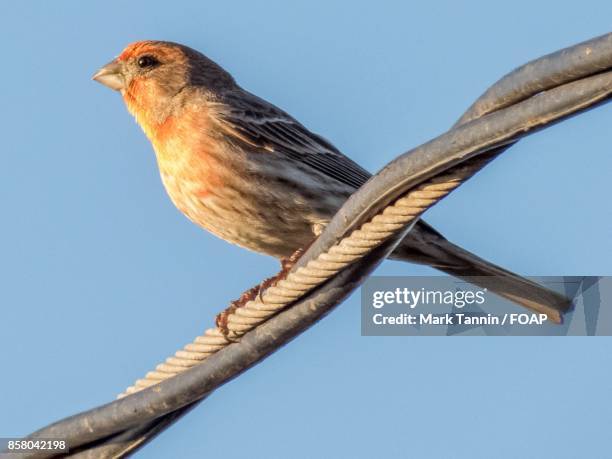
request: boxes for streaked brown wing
[215,90,372,190]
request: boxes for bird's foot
[216,283,264,340]
[280,246,307,273]
[215,246,309,338]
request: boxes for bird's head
[93,40,234,125]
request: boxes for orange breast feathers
[124,87,223,200]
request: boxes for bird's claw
[215,246,309,337]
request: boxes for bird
[93,40,570,327]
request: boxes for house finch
[93,40,570,323]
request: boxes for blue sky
[1,1,611,457]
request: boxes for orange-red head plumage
[93,40,235,138]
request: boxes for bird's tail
[391,225,572,323]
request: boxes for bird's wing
[214,90,372,190]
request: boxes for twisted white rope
[119,157,486,397]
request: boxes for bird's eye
[137,55,159,69]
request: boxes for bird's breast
[154,133,221,216]
[143,108,336,258]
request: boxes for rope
[119,155,488,397]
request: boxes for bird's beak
[92,60,125,91]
